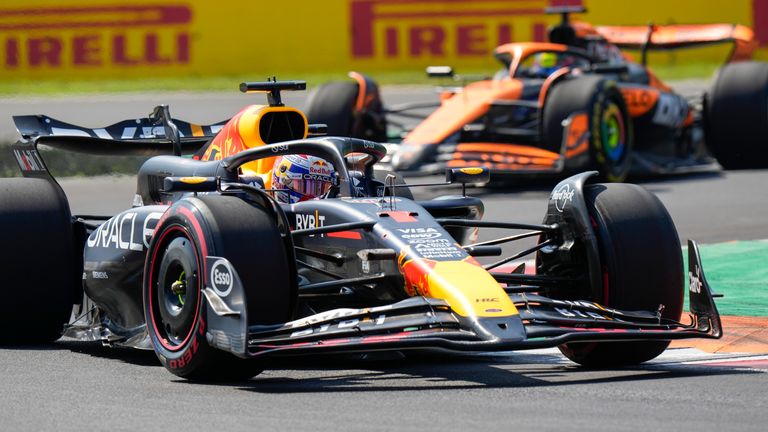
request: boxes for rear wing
[14,112,224,142]
[595,23,757,62]
[10,106,227,186]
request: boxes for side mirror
[446,167,490,196]
[426,66,454,78]
[446,167,490,185]
[307,123,328,136]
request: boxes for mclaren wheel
[0,178,77,344]
[543,76,633,182]
[558,183,684,366]
[144,195,296,381]
[706,61,768,169]
[305,78,387,141]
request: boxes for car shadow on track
[55,339,161,367]
[183,351,758,393]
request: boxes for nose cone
[400,257,518,318]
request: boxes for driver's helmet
[532,52,571,77]
[271,154,336,203]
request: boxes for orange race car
[306,7,768,181]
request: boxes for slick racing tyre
[543,76,633,182]
[144,195,296,381]
[706,61,768,169]
[558,183,684,366]
[305,79,387,141]
[0,178,77,343]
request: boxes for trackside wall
[0,0,765,81]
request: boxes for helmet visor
[287,177,332,199]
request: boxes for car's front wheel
[557,183,684,366]
[144,195,296,380]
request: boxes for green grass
[647,61,722,81]
[0,61,723,96]
[0,70,435,96]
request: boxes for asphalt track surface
[2,82,768,431]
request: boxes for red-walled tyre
[143,195,296,381]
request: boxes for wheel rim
[149,227,201,351]
[601,102,626,163]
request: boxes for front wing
[202,240,721,359]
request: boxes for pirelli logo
[0,4,192,70]
[350,0,581,59]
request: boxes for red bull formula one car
[1,80,721,380]
[306,7,768,181]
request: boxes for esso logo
[210,259,233,297]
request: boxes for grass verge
[0,61,722,96]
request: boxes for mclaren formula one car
[1,81,721,380]
[306,7,768,181]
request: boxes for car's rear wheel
[0,178,77,343]
[144,195,296,380]
[558,183,684,366]
[305,81,358,137]
[543,76,633,182]
[305,79,387,141]
[706,61,768,169]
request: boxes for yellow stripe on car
[426,261,518,317]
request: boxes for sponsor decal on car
[284,308,387,338]
[295,211,326,230]
[86,211,163,251]
[412,239,465,260]
[551,183,575,212]
[397,227,442,240]
[210,259,233,297]
[12,148,46,172]
[689,264,703,294]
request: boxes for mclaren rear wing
[595,23,757,62]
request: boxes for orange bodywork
[620,87,660,117]
[537,66,571,107]
[564,112,589,159]
[398,253,518,318]
[595,23,757,61]
[645,68,673,92]
[403,79,523,145]
[348,71,369,111]
[199,104,307,178]
[494,42,570,79]
[447,142,560,172]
